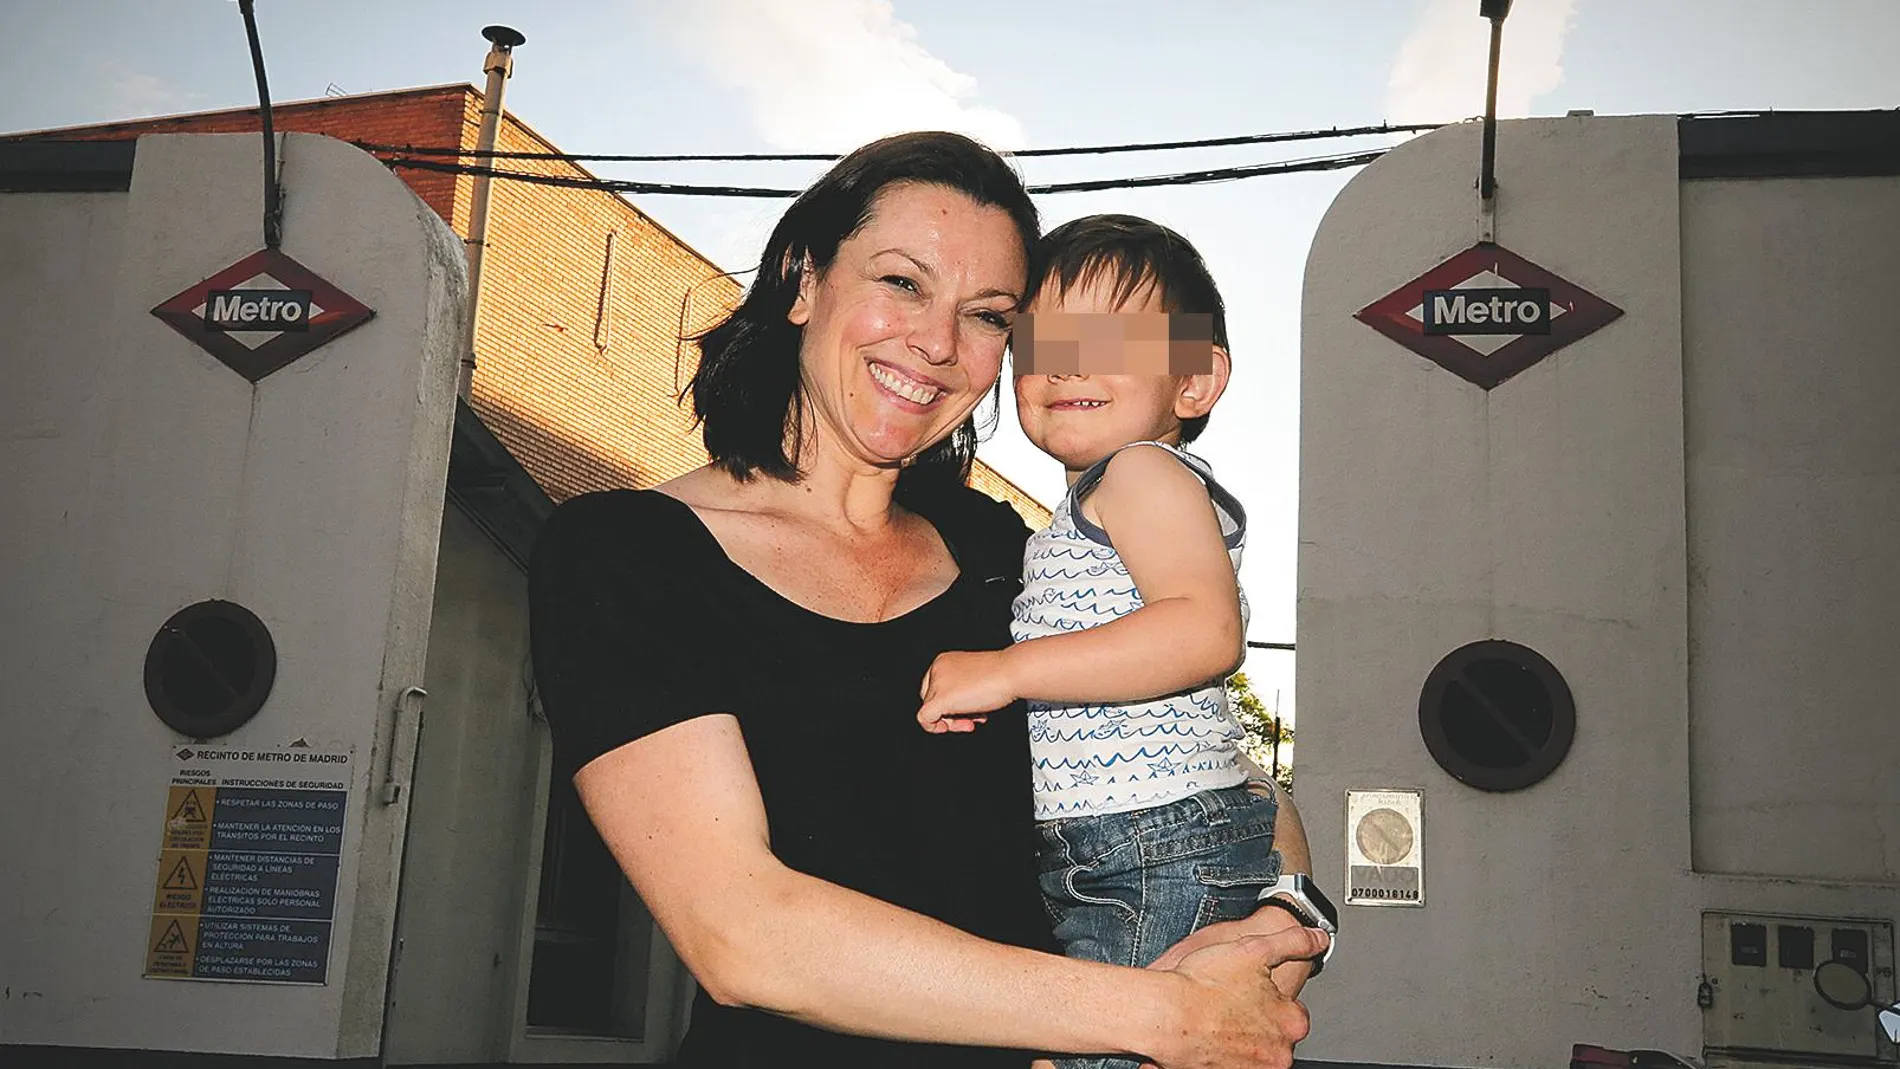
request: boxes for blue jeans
[1037,784,1282,1069]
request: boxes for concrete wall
[382,502,692,1064]
[1295,117,1897,1068]
[1681,176,1900,885]
[0,133,465,1058]
[383,504,543,1064]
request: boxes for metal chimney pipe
[457,25,526,401]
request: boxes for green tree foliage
[1227,672,1295,793]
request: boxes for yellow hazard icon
[145,914,199,978]
[153,919,189,954]
[164,854,198,890]
[170,789,209,825]
[163,785,215,851]
[152,849,206,916]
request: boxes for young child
[918,215,1313,1068]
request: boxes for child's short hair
[1027,214,1228,443]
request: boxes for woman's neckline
[642,488,969,628]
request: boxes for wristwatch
[1255,874,1338,976]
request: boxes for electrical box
[1702,911,1896,1066]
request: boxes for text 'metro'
[204,289,314,333]
[1421,288,1551,336]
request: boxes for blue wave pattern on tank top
[1012,442,1250,820]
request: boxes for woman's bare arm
[575,713,1324,1069]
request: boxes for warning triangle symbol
[170,790,209,824]
[165,856,198,890]
[153,919,190,954]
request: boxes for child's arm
[920,445,1243,730]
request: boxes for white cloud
[95,57,202,119]
[1386,0,1579,124]
[640,0,1024,151]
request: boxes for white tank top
[1011,442,1250,820]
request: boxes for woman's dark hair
[688,131,1039,496]
[1027,214,1228,443]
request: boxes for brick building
[25,83,1050,524]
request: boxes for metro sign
[152,249,373,383]
[1355,243,1622,389]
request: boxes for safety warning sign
[153,850,204,914]
[144,745,351,984]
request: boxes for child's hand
[917,650,1017,733]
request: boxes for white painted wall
[0,133,465,1058]
[1680,176,1900,886]
[1296,117,1898,1068]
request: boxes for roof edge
[1679,109,1900,180]
[0,139,136,192]
[971,458,1046,509]
[0,83,476,141]
[1,81,746,285]
[447,399,554,571]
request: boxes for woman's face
[788,181,1026,472]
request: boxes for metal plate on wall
[1346,789,1424,907]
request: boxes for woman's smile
[866,359,947,408]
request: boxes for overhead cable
[349,121,1446,164]
[1029,149,1385,192]
[382,147,1391,198]
[383,157,801,197]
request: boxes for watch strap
[1256,877,1337,976]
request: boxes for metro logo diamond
[1355,243,1622,389]
[151,249,373,383]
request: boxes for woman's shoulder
[543,485,685,524]
[532,488,711,580]
[911,480,1030,532]
[903,481,1034,578]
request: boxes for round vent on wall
[1418,639,1574,792]
[144,599,277,739]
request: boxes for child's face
[1011,274,1228,475]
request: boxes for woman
[528,131,1325,1069]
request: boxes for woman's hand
[1036,926,1322,1069]
[1148,908,1316,999]
[918,649,1017,731]
[1155,925,1327,1069]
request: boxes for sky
[12,0,1897,724]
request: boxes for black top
[528,483,1054,1069]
